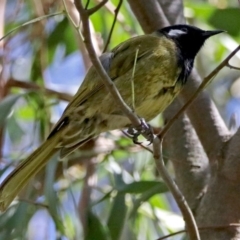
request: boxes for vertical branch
[163,99,210,211]
[63,0,102,70]
[153,137,200,240]
[103,0,123,52]
[78,157,96,237]
[73,0,142,128]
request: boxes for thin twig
[159,44,240,139]
[7,78,73,101]
[18,198,49,209]
[0,11,63,42]
[103,0,123,52]
[84,0,91,9]
[130,48,139,110]
[87,0,108,15]
[152,137,200,240]
[121,130,153,154]
[157,223,240,240]
[157,230,186,240]
[62,0,97,69]
[96,0,135,35]
[78,158,96,237]
[227,62,240,70]
[62,0,78,28]
[73,0,143,132]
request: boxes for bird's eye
[181,28,188,33]
[168,29,187,37]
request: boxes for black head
[159,24,224,60]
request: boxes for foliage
[0,0,239,239]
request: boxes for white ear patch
[168,29,186,37]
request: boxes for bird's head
[159,24,224,59]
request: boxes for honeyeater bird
[0,25,223,211]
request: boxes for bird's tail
[0,133,61,211]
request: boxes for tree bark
[128,0,240,239]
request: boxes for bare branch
[73,0,143,130]
[78,158,96,236]
[163,99,209,211]
[96,0,135,35]
[18,198,49,209]
[103,0,123,52]
[157,224,240,240]
[62,0,101,70]
[227,63,240,70]
[7,78,73,102]
[152,136,200,240]
[127,0,169,33]
[87,0,108,15]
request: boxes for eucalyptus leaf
[7,116,25,144]
[86,210,109,240]
[209,8,240,36]
[44,155,65,235]
[107,192,127,240]
[0,94,23,126]
[130,185,169,218]
[117,181,167,194]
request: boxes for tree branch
[87,0,108,15]
[78,158,96,237]
[127,0,168,33]
[163,99,209,211]
[153,137,200,240]
[7,78,73,102]
[103,0,123,52]
[73,0,143,130]
[96,0,135,35]
[160,44,240,145]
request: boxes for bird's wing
[65,34,157,109]
[48,34,159,138]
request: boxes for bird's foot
[127,118,154,145]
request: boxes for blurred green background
[0,0,239,239]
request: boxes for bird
[0,24,223,211]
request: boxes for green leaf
[15,104,35,120]
[86,210,109,240]
[107,192,127,240]
[64,214,76,239]
[0,94,23,126]
[112,149,129,160]
[7,115,25,143]
[0,202,32,239]
[209,8,240,36]
[0,12,63,42]
[113,173,127,194]
[185,3,215,19]
[116,137,133,147]
[117,181,167,194]
[48,17,78,62]
[91,190,113,207]
[130,184,169,218]
[44,155,65,234]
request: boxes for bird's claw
[127,118,154,145]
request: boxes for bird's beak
[203,30,225,39]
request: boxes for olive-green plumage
[55,35,182,153]
[0,25,223,211]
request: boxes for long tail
[0,133,61,211]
